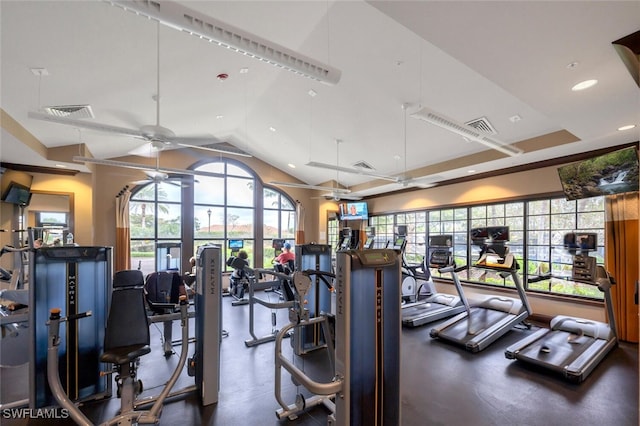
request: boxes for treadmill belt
[518,330,593,367]
[445,308,509,343]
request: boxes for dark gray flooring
[5,293,638,426]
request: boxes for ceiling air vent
[464,116,497,135]
[352,160,375,170]
[43,105,94,119]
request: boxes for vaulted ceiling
[1,1,638,196]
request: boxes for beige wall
[369,164,562,214]
[30,172,94,245]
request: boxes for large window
[130,182,182,274]
[369,214,394,249]
[129,159,295,276]
[369,195,606,300]
[395,211,427,264]
[193,161,255,268]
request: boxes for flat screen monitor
[470,228,489,239]
[340,201,368,220]
[488,226,509,242]
[272,239,285,250]
[364,237,375,249]
[340,237,351,248]
[228,239,244,250]
[1,182,32,206]
[558,146,639,200]
[393,237,405,249]
[429,235,452,247]
[564,232,597,251]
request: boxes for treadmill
[429,226,532,352]
[402,235,466,328]
[505,233,618,382]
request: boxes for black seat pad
[100,344,151,365]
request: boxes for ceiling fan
[270,140,362,201]
[126,150,191,187]
[306,106,442,190]
[28,21,251,159]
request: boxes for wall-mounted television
[339,201,368,220]
[1,182,32,206]
[557,146,639,200]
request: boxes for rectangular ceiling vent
[352,160,375,170]
[43,105,94,119]
[464,116,497,135]
[410,107,523,157]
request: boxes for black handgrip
[66,311,93,322]
[301,269,335,290]
[527,274,552,283]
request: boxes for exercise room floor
[6,291,639,426]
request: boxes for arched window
[129,159,295,276]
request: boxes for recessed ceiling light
[308,89,317,97]
[467,169,476,173]
[240,67,249,74]
[269,126,276,132]
[216,115,223,119]
[287,163,296,169]
[617,124,636,131]
[55,164,67,168]
[571,79,598,91]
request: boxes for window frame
[369,194,606,300]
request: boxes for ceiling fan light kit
[410,106,524,157]
[108,0,341,85]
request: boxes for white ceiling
[1,1,639,196]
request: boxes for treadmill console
[429,250,452,267]
[428,234,453,267]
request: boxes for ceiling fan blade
[324,193,363,201]
[131,179,151,185]
[269,181,351,193]
[306,161,400,182]
[74,156,231,179]
[176,142,252,158]
[29,111,144,138]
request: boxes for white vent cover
[465,116,497,135]
[43,105,94,119]
[352,160,375,170]
[110,0,341,85]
